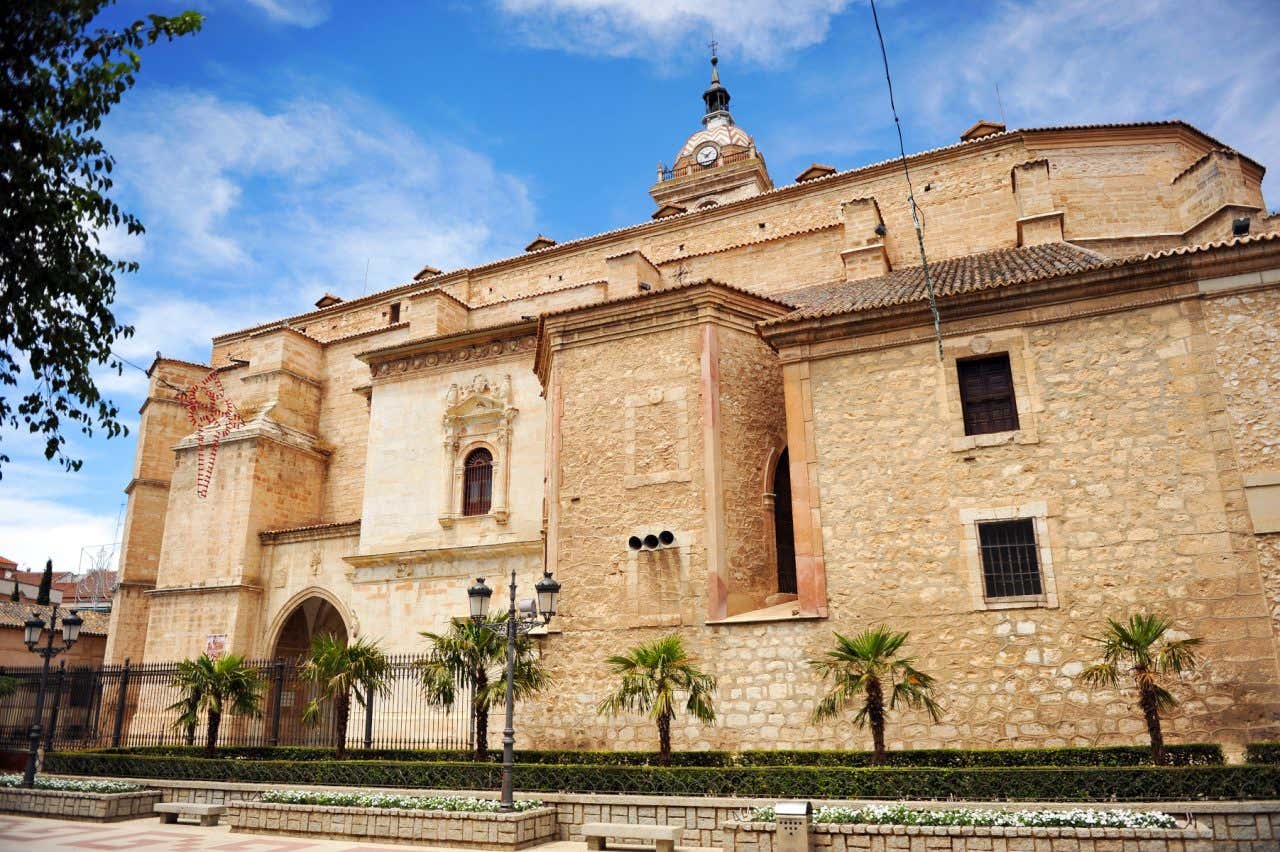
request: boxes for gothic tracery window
[462,448,493,516]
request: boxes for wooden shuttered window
[957,354,1020,436]
[462,448,493,516]
[977,518,1042,599]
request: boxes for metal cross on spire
[708,39,718,58]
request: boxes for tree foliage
[0,1,202,477]
[166,654,263,757]
[35,559,53,605]
[417,616,549,761]
[810,627,942,765]
[597,634,717,766]
[299,633,393,759]
[1080,613,1201,765]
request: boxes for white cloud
[0,494,119,577]
[245,0,332,27]
[919,0,1280,198]
[104,87,536,305]
[494,0,856,64]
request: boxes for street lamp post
[467,569,561,812]
[22,604,83,788]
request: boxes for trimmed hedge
[45,751,1279,801]
[99,743,1223,768]
[1247,742,1280,764]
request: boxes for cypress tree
[8,578,17,602]
[36,559,53,605]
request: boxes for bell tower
[650,50,773,218]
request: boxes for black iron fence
[0,655,472,752]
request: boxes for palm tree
[299,633,393,759]
[1079,613,1201,765]
[417,616,549,760]
[810,627,941,765]
[166,654,263,757]
[597,634,716,766]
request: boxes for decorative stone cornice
[534,280,790,388]
[145,582,263,597]
[259,519,361,545]
[343,539,541,585]
[172,418,329,460]
[123,477,169,495]
[358,321,538,382]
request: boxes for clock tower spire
[649,49,773,218]
[702,44,732,124]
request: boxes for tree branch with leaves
[0,1,202,477]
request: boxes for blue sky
[4,0,1279,573]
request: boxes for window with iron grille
[462,448,493,516]
[978,518,1042,599]
[957,354,1019,435]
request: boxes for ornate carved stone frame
[438,374,517,527]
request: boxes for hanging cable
[110,350,186,394]
[868,0,944,359]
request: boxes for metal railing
[0,654,472,752]
[658,149,759,182]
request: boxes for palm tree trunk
[335,693,350,760]
[205,710,221,758]
[866,678,887,765]
[1139,684,1165,766]
[657,710,673,766]
[474,667,489,760]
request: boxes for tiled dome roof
[675,122,755,162]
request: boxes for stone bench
[583,821,683,852]
[154,801,227,826]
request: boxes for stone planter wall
[722,818,1278,852]
[228,801,559,850]
[107,777,1280,850]
[0,787,161,822]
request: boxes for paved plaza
[0,814,599,852]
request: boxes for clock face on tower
[695,144,719,166]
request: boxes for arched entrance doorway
[272,595,348,659]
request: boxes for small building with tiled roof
[0,601,109,669]
[105,53,1280,754]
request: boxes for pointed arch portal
[272,595,348,659]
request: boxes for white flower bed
[748,803,1176,829]
[259,790,543,813]
[0,774,143,794]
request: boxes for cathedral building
[106,59,1280,752]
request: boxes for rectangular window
[958,354,1019,436]
[978,518,1042,599]
[388,302,401,324]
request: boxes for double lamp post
[466,568,561,812]
[21,605,84,788]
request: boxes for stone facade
[105,67,1280,755]
[137,779,1280,851]
[227,800,558,850]
[0,787,161,821]
[722,820,1257,852]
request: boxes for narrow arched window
[773,449,797,594]
[463,448,493,516]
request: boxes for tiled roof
[776,242,1114,321]
[0,601,110,636]
[769,231,1280,326]
[212,121,1242,343]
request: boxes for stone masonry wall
[1201,287,1280,639]
[799,298,1280,749]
